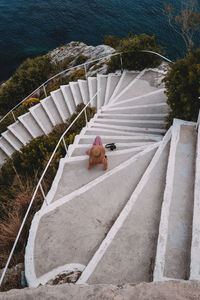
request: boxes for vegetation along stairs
[1,68,200,288]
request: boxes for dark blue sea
[0,0,200,82]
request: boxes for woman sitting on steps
[87,136,107,170]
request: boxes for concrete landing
[78,133,170,285]
[49,148,149,203]
[26,146,158,286]
[154,120,197,281]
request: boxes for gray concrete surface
[52,150,143,202]
[112,70,164,104]
[1,280,200,300]
[111,90,167,108]
[164,125,197,279]
[34,148,156,278]
[71,143,153,156]
[87,141,170,284]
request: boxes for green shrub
[0,55,54,115]
[75,54,90,66]
[103,35,120,49]
[69,69,86,81]
[107,33,164,72]
[164,49,200,126]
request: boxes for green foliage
[103,35,120,49]
[107,34,164,72]
[0,55,54,115]
[69,69,86,81]
[164,49,200,126]
[75,54,90,66]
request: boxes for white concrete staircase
[2,67,197,288]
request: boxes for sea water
[0,0,199,81]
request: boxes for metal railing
[0,49,173,286]
[0,50,172,125]
[0,89,100,286]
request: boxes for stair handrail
[0,88,101,287]
[0,50,172,125]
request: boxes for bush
[69,69,86,81]
[103,35,120,49]
[75,54,90,66]
[0,55,54,115]
[107,33,164,72]
[164,49,200,126]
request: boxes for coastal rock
[50,41,115,76]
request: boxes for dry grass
[0,174,44,269]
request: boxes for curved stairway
[7,68,198,287]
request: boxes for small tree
[164,0,200,53]
[107,34,163,72]
[164,49,200,126]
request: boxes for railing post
[196,103,200,130]
[62,137,68,155]
[39,183,48,206]
[84,109,88,127]
[11,111,16,122]
[120,54,123,74]
[43,85,47,98]
[84,63,87,80]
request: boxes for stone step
[18,112,44,138]
[93,118,166,129]
[47,147,150,204]
[102,103,169,115]
[98,113,167,121]
[108,89,167,108]
[77,130,171,285]
[110,70,164,105]
[51,89,70,122]
[109,71,138,103]
[60,85,76,115]
[1,129,23,151]
[104,74,120,106]
[190,125,200,280]
[82,127,162,137]
[69,82,83,106]
[154,120,197,281]
[40,96,63,127]
[90,122,165,135]
[69,142,154,157]
[29,103,54,135]
[78,80,90,105]
[25,144,158,287]
[77,135,161,145]
[88,77,97,107]
[8,120,32,145]
[0,136,15,157]
[97,74,108,109]
[0,148,7,166]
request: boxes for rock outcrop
[50,41,115,76]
